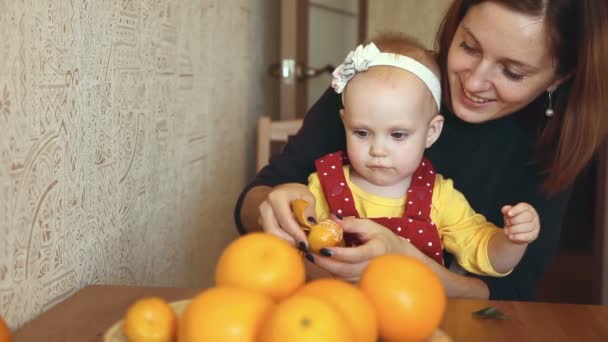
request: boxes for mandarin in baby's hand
[307,219,344,253]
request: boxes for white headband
[331,42,442,109]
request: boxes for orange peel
[291,199,313,230]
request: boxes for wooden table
[14,285,608,341]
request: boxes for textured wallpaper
[367,0,452,49]
[0,0,277,328]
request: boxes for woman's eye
[353,130,368,138]
[502,67,525,81]
[459,41,477,54]
[391,132,408,140]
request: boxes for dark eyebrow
[462,25,541,73]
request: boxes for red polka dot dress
[314,151,444,265]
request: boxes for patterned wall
[367,0,452,49]
[0,0,277,328]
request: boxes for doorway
[271,0,366,120]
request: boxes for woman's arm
[404,241,490,299]
[234,87,346,234]
[238,185,272,233]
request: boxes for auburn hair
[436,0,608,194]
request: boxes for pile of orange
[121,232,446,342]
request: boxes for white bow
[331,43,381,94]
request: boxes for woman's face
[447,2,562,123]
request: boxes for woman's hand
[312,216,419,282]
[258,183,316,246]
[312,216,490,299]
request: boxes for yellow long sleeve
[307,166,510,277]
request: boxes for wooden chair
[256,116,303,171]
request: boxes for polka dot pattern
[314,151,444,264]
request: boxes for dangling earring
[545,91,555,117]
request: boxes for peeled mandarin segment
[291,199,312,230]
[307,219,343,253]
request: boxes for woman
[234,0,608,300]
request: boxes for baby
[306,33,539,277]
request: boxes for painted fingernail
[305,252,315,263]
[298,241,308,252]
[320,248,333,257]
[335,213,343,220]
[307,216,317,224]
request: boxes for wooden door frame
[279,0,367,120]
[358,0,368,44]
[279,0,308,120]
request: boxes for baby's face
[341,68,438,187]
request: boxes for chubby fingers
[502,203,539,242]
[505,225,539,243]
[503,202,535,217]
[503,203,538,225]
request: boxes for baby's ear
[339,109,346,120]
[426,114,444,148]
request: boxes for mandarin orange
[215,232,306,300]
[258,294,353,342]
[359,254,446,342]
[296,278,377,342]
[178,286,274,342]
[0,315,10,342]
[122,297,177,342]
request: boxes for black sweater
[235,87,572,301]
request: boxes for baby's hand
[501,202,540,244]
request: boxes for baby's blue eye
[353,130,369,138]
[391,132,408,140]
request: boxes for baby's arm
[437,176,537,277]
[487,203,540,274]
